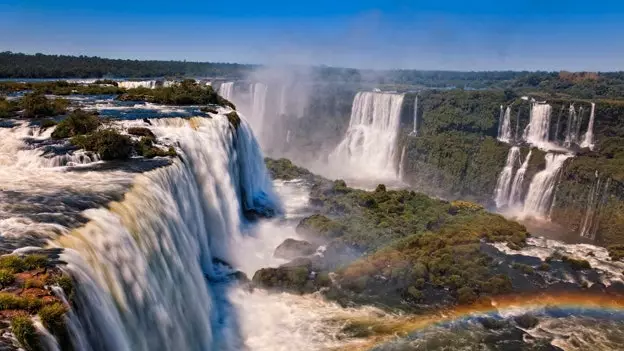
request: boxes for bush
[562,256,591,270]
[0,255,26,273]
[19,92,68,118]
[457,286,478,304]
[0,293,42,312]
[23,255,48,271]
[0,269,15,287]
[127,127,155,138]
[51,109,100,139]
[39,119,57,129]
[136,136,177,158]
[0,97,18,118]
[11,315,42,351]
[71,129,133,160]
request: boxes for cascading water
[118,80,157,89]
[564,104,577,147]
[494,147,520,208]
[508,150,532,207]
[580,173,610,240]
[398,145,407,181]
[410,96,418,136]
[328,91,405,179]
[497,106,513,143]
[522,153,572,218]
[575,106,585,145]
[581,103,596,150]
[247,83,268,144]
[57,115,281,351]
[218,82,235,101]
[523,102,552,148]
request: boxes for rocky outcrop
[274,239,317,260]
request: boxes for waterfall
[494,147,520,208]
[522,153,572,218]
[328,92,405,179]
[498,106,513,143]
[218,82,235,101]
[398,145,407,181]
[118,80,157,89]
[515,109,521,142]
[575,106,585,145]
[410,96,418,136]
[248,83,268,143]
[498,105,504,138]
[581,103,596,150]
[279,85,288,116]
[580,174,610,240]
[523,102,552,147]
[58,115,281,351]
[554,105,565,144]
[508,150,532,207]
[564,104,575,147]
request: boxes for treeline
[0,52,255,79]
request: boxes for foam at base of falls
[328,91,405,180]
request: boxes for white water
[410,96,418,136]
[328,91,405,180]
[398,145,407,181]
[218,82,235,101]
[507,150,532,208]
[118,80,157,89]
[523,103,552,148]
[498,106,513,143]
[581,103,596,150]
[55,114,281,351]
[248,83,268,143]
[522,153,572,218]
[494,147,520,208]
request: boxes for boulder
[274,239,317,260]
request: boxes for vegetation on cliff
[117,79,236,109]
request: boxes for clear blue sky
[2,0,624,71]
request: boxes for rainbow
[334,291,624,350]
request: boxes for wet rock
[274,239,317,260]
[514,314,539,329]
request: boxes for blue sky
[2,0,624,71]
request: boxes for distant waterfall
[218,82,235,101]
[580,175,610,240]
[410,96,418,136]
[508,150,532,207]
[278,86,288,116]
[522,153,571,218]
[118,80,157,89]
[554,105,565,144]
[581,103,596,150]
[498,106,513,143]
[523,102,552,147]
[494,147,520,208]
[398,145,407,181]
[60,115,280,351]
[329,92,405,179]
[247,83,268,141]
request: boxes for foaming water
[328,92,405,180]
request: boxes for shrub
[0,293,42,312]
[512,263,535,274]
[0,255,26,273]
[20,92,68,118]
[71,129,133,160]
[51,109,100,139]
[457,286,478,304]
[0,97,18,118]
[136,136,177,158]
[562,256,592,270]
[0,269,15,287]
[127,127,155,138]
[39,119,57,129]
[23,255,48,271]
[11,315,42,351]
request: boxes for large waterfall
[494,147,520,207]
[410,96,418,136]
[328,92,405,179]
[498,106,513,143]
[523,102,552,148]
[118,80,157,89]
[581,102,596,150]
[522,153,571,218]
[51,115,281,351]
